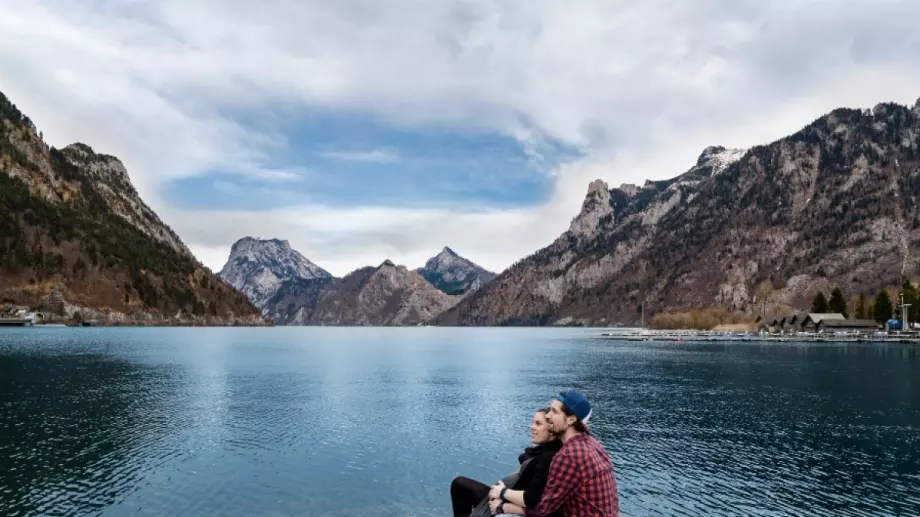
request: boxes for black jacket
[511,441,563,516]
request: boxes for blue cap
[556,390,592,422]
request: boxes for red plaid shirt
[523,433,619,517]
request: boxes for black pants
[451,476,491,517]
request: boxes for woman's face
[530,411,554,444]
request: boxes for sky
[1,0,919,276]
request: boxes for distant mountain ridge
[222,243,492,325]
[264,260,459,325]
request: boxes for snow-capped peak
[695,146,747,176]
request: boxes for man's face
[546,399,572,436]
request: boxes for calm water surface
[1,327,919,516]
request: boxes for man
[488,390,619,517]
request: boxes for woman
[450,408,562,517]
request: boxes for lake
[1,327,918,516]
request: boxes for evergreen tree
[854,293,868,319]
[811,291,829,313]
[874,291,893,324]
[828,287,848,317]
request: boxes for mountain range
[264,260,459,326]
[218,239,493,325]
[438,97,920,326]
[0,90,263,325]
[5,84,920,327]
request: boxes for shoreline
[8,325,918,344]
[4,320,274,328]
[600,329,920,344]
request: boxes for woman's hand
[489,480,505,501]
[489,497,503,515]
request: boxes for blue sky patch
[164,108,581,210]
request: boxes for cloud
[1,0,919,275]
[235,165,306,182]
[320,149,400,163]
[174,202,559,276]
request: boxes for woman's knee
[452,476,481,493]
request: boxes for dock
[0,318,34,327]
[599,329,920,344]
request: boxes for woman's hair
[557,391,588,433]
[537,406,551,415]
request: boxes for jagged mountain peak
[219,237,331,311]
[417,247,495,296]
[697,145,727,161]
[60,142,140,198]
[575,145,748,238]
[586,179,609,196]
[693,145,747,176]
[567,179,613,240]
[230,236,294,254]
[616,183,640,197]
[62,142,96,155]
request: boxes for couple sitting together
[450,390,619,517]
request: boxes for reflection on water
[1,328,919,516]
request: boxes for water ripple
[1,328,919,516]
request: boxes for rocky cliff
[0,90,264,324]
[265,260,459,325]
[219,237,332,310]
[416,247,496,296]
[438,97,920,326]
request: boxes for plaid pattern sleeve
[523,449,580,517]
[523,434,620,517]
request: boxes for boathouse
[758,314,781,333]
[782,313,805,332]
[800,313,846,332]
[815,319,879,333]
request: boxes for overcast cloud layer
[2,0,919,275]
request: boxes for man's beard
[548,421,564,437]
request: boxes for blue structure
[886,318,902,330]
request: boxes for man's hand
[489,497,502,515]
[489,480,505,501]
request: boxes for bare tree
[755,281,774,316]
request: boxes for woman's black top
[511,440,563,515]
